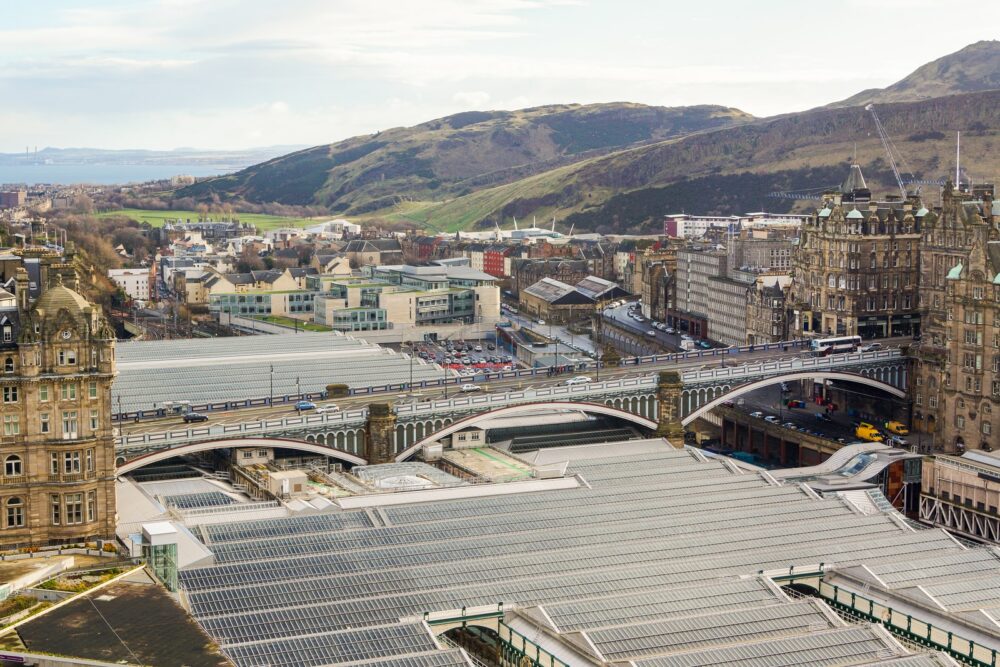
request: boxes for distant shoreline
[0,164,235,187]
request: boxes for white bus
[810,335,862,355]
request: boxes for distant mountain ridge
[172,41,1000,232]
[828,40,1000,108]
[176,103,753,209]
[0,146,309,170]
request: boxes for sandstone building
[0,250,117,548]
[790,165,924,339]
[913,182,999,453]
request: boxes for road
[601,303,685,352]
[727,384,862,443]
[503,310,597,355]
[119,343,830,437]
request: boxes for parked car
[764,415,780,424]
[459,384,482,392]
[564,376,592,385]
[474,345,483,352]
[183,412,208,423]
[814,413,833,422]
[884,420,909,436]
[697,341,711,349]
[315,404,340,414]
[749,411,764,418]
[646,330,656,336]
[295,400,317,411]
[782,422,798,430]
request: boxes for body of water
[0,163,236,186]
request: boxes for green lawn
[97,208,318,231]
[260,315,332,332]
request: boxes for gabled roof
[523,277,580,303]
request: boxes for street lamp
[269,364,274,406]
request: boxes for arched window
[6,497,23,528]
[3,357,12,373]
[4,455,20,476]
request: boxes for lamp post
[269,364,274,406]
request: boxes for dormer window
[3,358,11,374]
[2,326,11,343]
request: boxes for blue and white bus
[810,335,861,356]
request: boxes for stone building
[912,183,999,453]
[0,252,117,549]
[509,258,590,297]
[746,275,791,345]
[789,165,924,339]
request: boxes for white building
[108,268,151,302]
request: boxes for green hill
[177,103,752,211]
[175,41,1000,233]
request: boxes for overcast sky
[2,0,998,152]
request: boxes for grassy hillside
[830,40,1000,108]
[97,208,317,230]
[176,103,753,211]
[378,89,1000,233]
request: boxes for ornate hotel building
[790,165,924,339]
[0,249,117,548]
[912,182,999,452]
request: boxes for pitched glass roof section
[172,447,995,666]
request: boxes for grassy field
[260,315,331,332]
[97,208,318,231]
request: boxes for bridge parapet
[681,349,903,386]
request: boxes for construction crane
[864,104,909,200]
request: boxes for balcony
[1,475,26,486]
[53,471,97,483]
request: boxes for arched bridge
[114,349,908,471]
[394,401,658,462]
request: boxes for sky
[2,0,998,152]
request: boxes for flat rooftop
[113,332,445,412]
[170,444,996,666]
[13,570,230,667]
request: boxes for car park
[295,400,317,411]
[183,412,208,423]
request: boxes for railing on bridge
[116,408,370,455]
[115,348,903,456]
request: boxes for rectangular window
[60,383,77,400]
[87,491,96,522]
[61,411,78,440]
[39,385,50,402]
[50,453,58,475]
[2,387,17,403]
[51,494,61,525]
[65,493,83,524]
[63,451,81,474]
[86,448,93,472]
[40,413,49,434]
[3,415,19,436]
[88,381,98,399]
[57,350,77,366]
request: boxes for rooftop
[170,445,994,667]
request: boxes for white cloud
[452,91,492,108]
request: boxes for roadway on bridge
[118,338,912,438]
